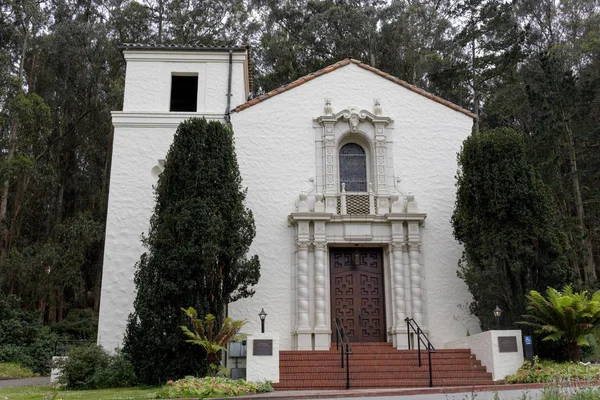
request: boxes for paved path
[211,383,595,400]
[0,377,50,388]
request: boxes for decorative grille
[337,194,377,215]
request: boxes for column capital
[296,240,311,251]
[390,241,407,251]
[312,240,327,250]
[407,241,421,252]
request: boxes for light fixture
[258,308,267,333]
[493,305,503,330]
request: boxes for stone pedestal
[246,333,280,383]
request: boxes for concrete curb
[209,382,592,400]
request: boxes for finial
[324,98,332,115]
[374,99,381,116]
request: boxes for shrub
[163,376,272,398]
[58,344,109,389]
[58,344,137,390]
[506,357,600,384]
[0,362,38,379]
[0,294,57,374]
[50,308,98,340]
[92,349,137,389]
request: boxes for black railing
[333,318,353,389]
[405,317,436,387]
[54,339,96,356]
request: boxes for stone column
[313,238,329,350]
[296,219,312,350]
[391,240,408,348]
[408,240,423,326]
[374,123,389,214]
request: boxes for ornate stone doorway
[330,248,386,342]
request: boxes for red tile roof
[234,58,477,119]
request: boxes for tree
[521,286,600,361]
[123,118,260,384]
[452,128,572,329]
[181,307,247,376]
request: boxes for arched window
[339,143,367,192]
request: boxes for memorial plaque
[498,336,518,353]
[253,339,273,356]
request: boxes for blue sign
[525,336,532,345]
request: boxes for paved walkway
[0,376,51,388]
[210,383,591,400]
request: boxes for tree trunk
[567,341,581,362]
[563,118,596,284]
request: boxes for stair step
[275,345,494,390]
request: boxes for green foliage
[162,376,272,399]
[181,307,247,375]
[124,118,260,384]
[452,128,572,329]
[520,286,600,361]
[57,345,137,390]
[0,362,38,379]
[50,308,98,340]
[506,357,600,384]
[0,294,57,374]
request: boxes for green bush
[0,362,38,379]
[58,344,108,389]
[506,357,600,384]
[58,345,137,390]
[162,376,272,398]
[0,294,57,374]
[91,350,137,389]
[50,308,98,340]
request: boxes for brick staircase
[274,342,494,390]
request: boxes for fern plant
[520,286,600,361]
[181,307,247,376]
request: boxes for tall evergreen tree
[452,128,572,329]
[123,118,260,384]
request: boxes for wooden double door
[330,248,385,342]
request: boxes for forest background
[0,0,599,333]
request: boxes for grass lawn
[0,385,165,400]
[0,363,39,380]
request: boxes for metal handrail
[405,317,436,387]
[333,318,353,389]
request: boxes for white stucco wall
[229,63,479,348]
[98,57,480,351]
[445,330,524,380]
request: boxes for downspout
[224,49,233,124]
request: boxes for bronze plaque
[498,336,518,353]
[253,339,273,356]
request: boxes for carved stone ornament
[390,241,407,251]
[374,99,382,116]
[324,98,333,116]
[296,240,311,250]
[313,240,327,250]
[407,241,421,252]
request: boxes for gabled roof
[234,58,476,119]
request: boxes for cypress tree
[452,128,572,330]
[123,118,260,384]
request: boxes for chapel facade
[97,45,481,355]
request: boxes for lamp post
[493,305,503,330]
[258,308,267,333]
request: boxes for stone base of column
[391,329,409,350]
[314,329,331,350]
[295,330,312,350]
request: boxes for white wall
[99,59,479,351]
[229,63,479,348]
[445,330,524,380]
[122,50,248,113]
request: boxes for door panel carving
[330,248,385,342]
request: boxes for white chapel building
[97,44,482,356]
